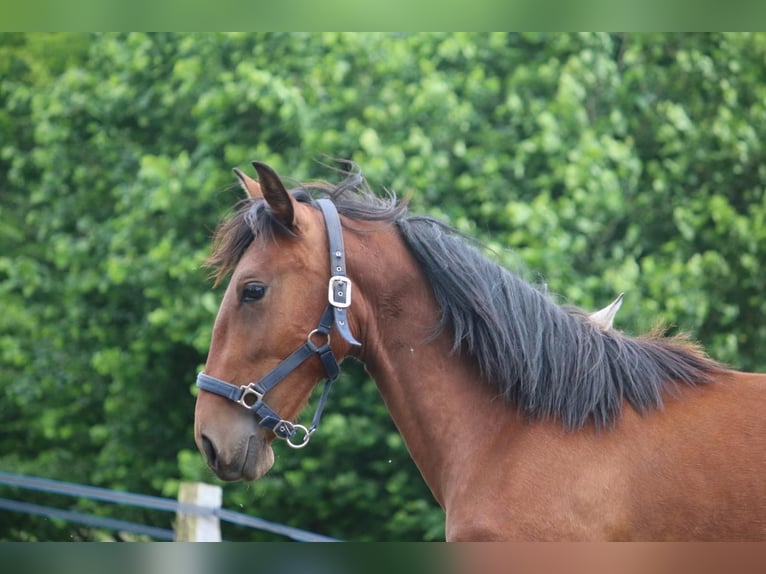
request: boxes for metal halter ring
[307,329,331,350]
[277,421,313,449]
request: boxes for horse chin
[240,440,275,482]
[207,434,275,482]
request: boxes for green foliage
[2,33,766,541]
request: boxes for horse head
[194,162,358,481]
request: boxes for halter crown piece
[196,199,360,448]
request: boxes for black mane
[208,163,728,429]
[397,216,727,428]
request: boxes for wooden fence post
[174,482,222,542]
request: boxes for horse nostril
[201,434,218,469]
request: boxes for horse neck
[346,223,514,506]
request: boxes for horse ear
[233,167,262,199]
[251,161,296,229]
[589,292,624,330]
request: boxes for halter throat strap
[196,198,359,448]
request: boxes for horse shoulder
[444,372,766,541]
[616,372,766,540]
[444,423,635,541]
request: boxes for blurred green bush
[2,33,765,540]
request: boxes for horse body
[444,379,766,541]
[194,162,766,540]
[345,220,766,540]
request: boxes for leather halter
[196,199,360,448]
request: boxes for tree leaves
[2,32,766,541]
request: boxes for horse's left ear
[251,161,296,230]
[589,292,624,330]
[233,167,262,199]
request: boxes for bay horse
[193,161,766,541]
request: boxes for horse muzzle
[194,395,276,481]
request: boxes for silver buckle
[237,385,263,408]
[328,276,352,308]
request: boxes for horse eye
[242,283,267,303]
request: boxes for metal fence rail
[0,497,175,540]
[0,471,338,542]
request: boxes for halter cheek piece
[196,199,361,449]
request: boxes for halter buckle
[328,276,352,308]
[237,385,264,409]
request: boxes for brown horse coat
[194,162,766,540]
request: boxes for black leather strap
[317,198,361,346]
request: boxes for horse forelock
[205,164,405,286]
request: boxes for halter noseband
[196,199,360,448]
